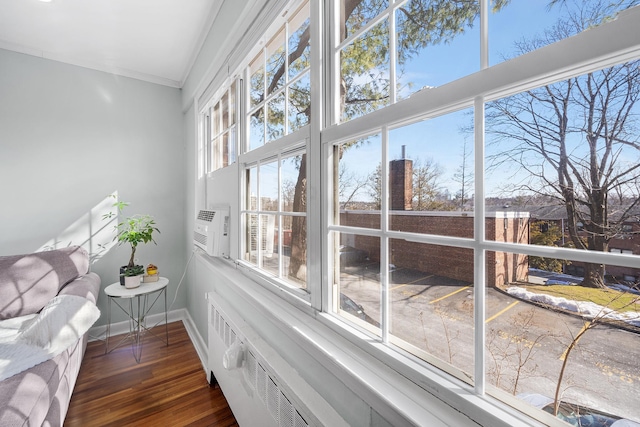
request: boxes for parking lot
[338,260,640,422]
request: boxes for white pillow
[18,295,100,350]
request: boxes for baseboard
[181,309,209,375]
[88,308,209,374]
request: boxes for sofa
[0,246,101,427]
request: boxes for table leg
[105,296,112,353]
[164,287,169,346]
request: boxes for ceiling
[0,0,221,88]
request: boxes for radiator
[208,292,334,427]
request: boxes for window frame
[321,1,640,424]
[235,0,315,304]
[200,79,239,174]
[195,0,640,424]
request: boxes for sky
[340,0,619,201]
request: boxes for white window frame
[235,0,317,305]
[196,0,640,424]
[199,79,239,174]
[321,1,640,424]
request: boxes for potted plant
[104,197,160,285]
[123,264,145,289]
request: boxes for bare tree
[339,163,370,209]
[452,138,474,211]
[412,157,446,210]
[487,2,640,288]
[486,309,546,395]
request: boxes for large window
[198,0,640,424]
[328,0,640,425]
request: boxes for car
[340,293,380,327]
[518,393,640,427]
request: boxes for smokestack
[389,148,413,211]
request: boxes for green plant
[103,196,160,268]
[123,264,145,277]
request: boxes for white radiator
[208,293,331,427]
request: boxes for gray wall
[0,48,187,326]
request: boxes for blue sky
[340,1,608,201]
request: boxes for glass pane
[282,154,305,213]
[340,19,390,123]
[485,61,640,290]
[288,2,311,80]
[266,29,286,95]
[390,240,474,382]
[247,166,257,211]
[485,251,640,423]
[267,92,286,142]
[396,0,480,100]
[205,114,212,173]
[244,213,258,264]
[228,126,236,165]
[211,101,220,137]
[283,215,307,289]
[221,91,229,130]
[340,0,388,43]
[335,134,382,229]
[288,72,311,132]
[221,133,229,168]
[249,107,265,150]
[388,109,475,236]
[211,136,222,170]
[229,80,236,125]
[334,232,381,329]
[260,214,279,275]
[489,1,636,67]
[260,160,278,211]
[250,53,264,108]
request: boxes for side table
[104,277,169,363]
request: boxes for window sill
[198,253,544,426]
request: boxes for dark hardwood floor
[66,321,238,427]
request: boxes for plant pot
[124,274,142,289]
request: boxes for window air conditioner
[194,209,230,257]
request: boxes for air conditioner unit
[194,209,230,257]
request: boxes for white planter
[124,275,142,289]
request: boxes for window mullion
[381,126,390,344]
[389,8,397,104]
[309,0,324,311]
[473,96,486,395]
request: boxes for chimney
[389,146,413,210]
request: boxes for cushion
[18,294,100,350]
[0,246,89,319]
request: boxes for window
[197,0,640,424]
[248,2,310,150]
[239,0,311,294]
[327,0,640,425]
[201,81,238,173]
[242,149,307,290]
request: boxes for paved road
[339,262,640,422]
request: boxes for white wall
[0,48,187,326]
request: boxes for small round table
[104,277,169,363]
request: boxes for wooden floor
[66,321,238,427]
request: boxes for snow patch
[506,286,640,327]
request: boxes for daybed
[0,246,101,427]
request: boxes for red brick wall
[340,212,529,287]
